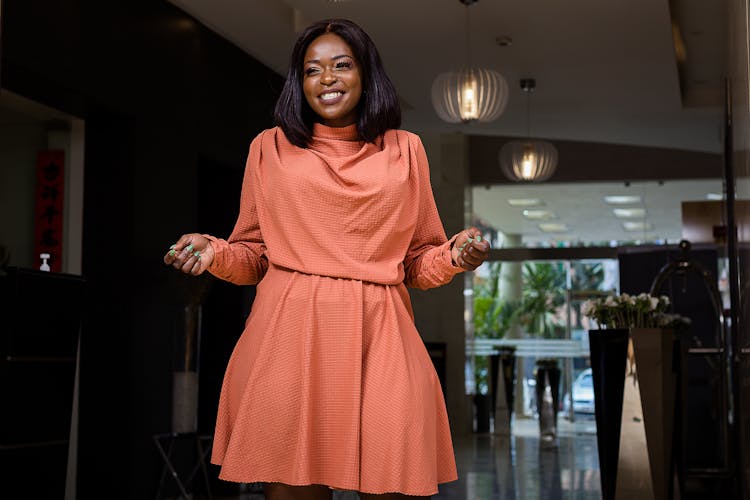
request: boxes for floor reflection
[435,417,601,500]
[216,417,601,499]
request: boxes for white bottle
[40,253,51,272]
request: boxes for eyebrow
[304,54,353,65]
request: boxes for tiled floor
[215,415,601,499]
[434,417,601,499]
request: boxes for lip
[318,90,346,105]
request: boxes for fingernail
[169,244,176,249]
[185,244,194,252]
[169,250,175,256]
[193,250,201,258]
[476,234,482,242]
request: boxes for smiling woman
[273,19,401,149]
[164,17,491,500]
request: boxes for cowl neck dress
[207,123,461,496]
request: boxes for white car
[568,368,595,414]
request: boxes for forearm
[404,236,463,290]
[205,235,268,285]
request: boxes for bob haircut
[274,18,401,148]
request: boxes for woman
[164,18,490,500]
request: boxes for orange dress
[207,123,462,496]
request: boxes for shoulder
[384,128,426,154]
[247,126,290,156]
[386,128,421,143]
[250,127,280,145]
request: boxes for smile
[319,91,344,103]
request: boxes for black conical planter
[589,329,629,500]
[535,360,561,439]
[490,348,516,434]
[474,393,490,433]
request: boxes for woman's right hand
[163,233,215,275]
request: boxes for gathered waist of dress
[265,262,404,288]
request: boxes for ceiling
[473,179,746,246]
[167,0,729,246]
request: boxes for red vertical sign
[34,151,65,272]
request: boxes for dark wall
[469,134,722,185]
[2,1,282,498]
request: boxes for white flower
[605,296,616,307]
[649,296,659,310]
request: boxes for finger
[470,241,491,257]
[460,251,483,269]
[456,231,471,252]
[180,254,196,273]
[165,235,193,265]
[172,243,194,270]
[180,248,201,273]
[461,245,486,267]
[190,255,204,275]
[164,248,176,265]
[458,253,479,271]
[173,235,194,253]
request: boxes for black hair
[273,18,401,148]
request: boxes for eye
[335,61,352,70]
[304,67,320,76]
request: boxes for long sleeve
[403,136,463,290]
[206,138,268,285]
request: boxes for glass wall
[469,256,617,423]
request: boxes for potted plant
[582,293,688,500]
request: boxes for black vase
[474,393,491,433]
[535,360,561,439]
[589,328,629,500]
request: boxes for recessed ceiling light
[523,209,557,220]
[706,193,724,200]
[508,198,544,207]
[539,223,569,233]
[623,221,652,231]
[613,208,646,218]
[604,195,642,205]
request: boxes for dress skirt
[210,265,458,495]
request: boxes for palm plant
[517,261,566,338]
[473,262,520,394]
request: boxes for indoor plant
[583,293,688,500]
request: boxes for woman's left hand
[451,227,491,271]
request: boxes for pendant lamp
[431,0,508,123]
[500,78,558,182]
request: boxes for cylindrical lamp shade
[500,140,558,182]
[432,68,509,123]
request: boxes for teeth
[320,91,342,101]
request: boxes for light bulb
[521,147,536,180]
[460,77,479,120]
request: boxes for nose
[320,67,337,85]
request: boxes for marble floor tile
[436,417,601,499]
[214,416,601,499]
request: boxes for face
[302,33,363,127]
